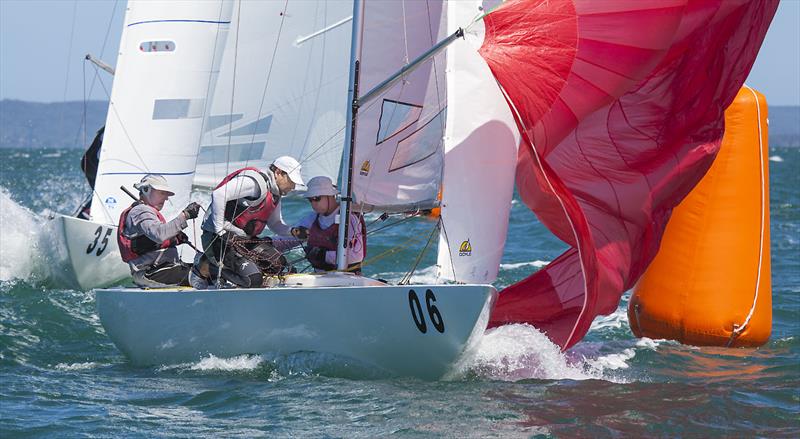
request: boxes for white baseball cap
[271,156,305,189]
[133,174,175,195]
[304,176,339,198]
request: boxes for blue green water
[1,147,798,437]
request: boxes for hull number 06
[408,289,445,334]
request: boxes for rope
[399,219,438,285]
[728,85,768,345]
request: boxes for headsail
[193,0,353,188]
[479,0,778,349]
[91,0,233,223]
[436,0,519,284]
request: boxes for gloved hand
[291,226,309,240]
[175,231,190,244]
[304,246,326,264]
[182,202,201,220]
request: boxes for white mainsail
[349,1,448,212]
[436,0,519,283]
[193,0,353,188]
[90,0,234,224]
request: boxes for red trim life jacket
[307,212,367,271]
[117,201,174,263]
[215,167,276,237]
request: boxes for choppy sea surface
[1,147,797,437]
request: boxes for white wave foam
[499,260,549,270]
[769,155,783,162]
[589,307,629,331]
[454,324,594,381]
[189,354,264,371]
[54,361,100,371]
[585,348,636,372]
[0,189,44,281]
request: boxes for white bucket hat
[271,156,305,189]
[133,174,174,195]
[304,176,338,198]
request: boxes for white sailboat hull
[96,275,496,379]
[58,214,130,290]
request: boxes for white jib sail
[436,0,519,283]
[193,0,353,188]
[91,0,233,224]
[350,1,448,212]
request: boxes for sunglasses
[307,196,323,202]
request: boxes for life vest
[117,201,175,263]
[215,167,277,237]
[307,212,366,271]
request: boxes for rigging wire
[59,0,79,146]
[398,219,439,285]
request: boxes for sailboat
[54,1,235,289]
[92,0,776,378]
[95,0,512,379]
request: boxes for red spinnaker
[480,0,778,349]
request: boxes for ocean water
[0,147,797,437]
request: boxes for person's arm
[266,199,293,236]
[209,176,259,235]
[129,205,187,242]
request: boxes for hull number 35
[408,289,445,334]
[86,226,113,256]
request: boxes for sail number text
[86,226,113,256]
[408,289,445,334]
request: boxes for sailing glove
[182,202,201,220]
[175,232,190,244]
[291,226,309,240]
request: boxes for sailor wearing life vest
[296,176,365,274]
[191,156,306,288]
[117,174,201,288]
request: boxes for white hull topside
[96,273,497,379]
[58,214,131,290]
[57,214,201,290]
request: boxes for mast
[336,0,364,270]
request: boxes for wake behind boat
[96,273,496,379]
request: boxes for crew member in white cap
[295,176,365,273]
[191,156,306,288]
[117,174,201,287]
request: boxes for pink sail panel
[480,0,778,349]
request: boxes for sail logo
[360,160,371,176]
[459,240,472,256]
[104,196,117,209]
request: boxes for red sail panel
[480,0,778,349]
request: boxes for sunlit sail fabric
[194,0,352,188]
[92,0,233,223]
[350,1,448,212]
[436,0,520,284]
[479,0,778,349]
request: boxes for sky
[0,0,798,106]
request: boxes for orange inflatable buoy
[628,86,771,347]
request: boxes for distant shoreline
[1,99,798,149]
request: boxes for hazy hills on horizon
[1,99,798,149]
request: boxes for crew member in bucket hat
[294,176,366,274]
[117,174,201,288]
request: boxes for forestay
[91,0,233,224]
